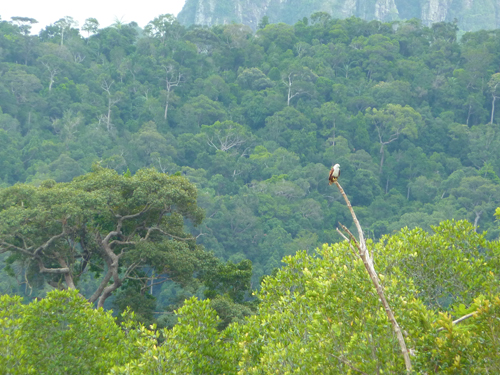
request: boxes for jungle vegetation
[1,12,500,373]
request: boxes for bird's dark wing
[328,167,334,185]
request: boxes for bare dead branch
[333,180,412,372]
[336,228,358,257]
[437,312,478,332]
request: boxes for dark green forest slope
[1,14,500,289]
[2,14,500,373]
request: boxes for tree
[51,110,83,147]
[132,121,170,164]
[0,129,24,184]
[111,297,240,374]
[0,166,205,308]
[237,244,412,373]
[54,16,78,46]
[0,289,137,374]
[488,73,500,124]
[3,69,42,105]
[258,15,269,30]
[378,220,495,310]
[203,259,252,303]
[99,76,123,133]
[202,120,250,154]
[176,95,226,133]
[467,124,500,170]
[144,14,183,46]
[281,66,316,106]
[10,17,38,65]
[37,54,61,92]
[365,104,422,173]
[237,68,273,91]
[263,106,313,147]
[82,18,100,37]
[451,176,500,229]
[160,60,182,121]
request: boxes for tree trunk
[95,253,121,308]
[164,90,170,120]
[379,145,385,173]
[491,96,496,124]
[57,257,76,289]
[107,98,112,131]
[473,211,482,231]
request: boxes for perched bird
[329,163,340,185]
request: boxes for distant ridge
[177,0,500,32]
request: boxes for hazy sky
[1,0,187,33]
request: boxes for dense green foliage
[2,220,500,373]
[0,289,139,374]
[2,13,500,372]
[1,14,500,286]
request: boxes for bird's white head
[332,163,340,177]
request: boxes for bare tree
[100,78,121,132]
[40,61,59,92]
[283,71,310,106]
[162,63,182,121]
[205,121,248,152]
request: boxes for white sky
[1,0,187,34]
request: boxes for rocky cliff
[176,0,500,32]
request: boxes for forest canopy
[1,12,500,373]
[1,14,500,280]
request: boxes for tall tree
[0,166,206,308]
[365,104,422,173]
[82,18,100,37]
[488,73,500,124]
[160,60,182,121]
[54,16,78,46]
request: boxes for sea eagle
[329,164,340,185]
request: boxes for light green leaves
[0,290,137,374]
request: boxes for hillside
[177,0,500,32]
[1,14,500,316]
[2,15,500,372]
